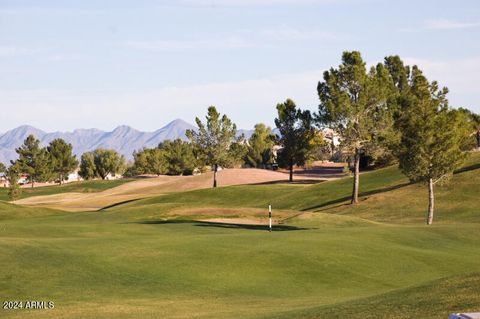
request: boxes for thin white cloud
[3,56,479,132]
[0,0,349,16]
[400,18,480,32]
[0,69,325,132]
[0,45,85,62]
[424,19,480,30]
[0,46,37,57]
[0,7,103,15]
[405,56,480,109]
[159,0,347,7]
[259,25,340,41]
[126,25,342,52]
[125,36,251,51]
[42,53,88,62]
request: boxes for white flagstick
[268,204,272,232]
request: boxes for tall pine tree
[6,164,21,200]
[186,106,238,187]
[14,135,50,187]
[317,51,392,204]
[396,66,468,225]
[160,139,196,175]
[275,99,315,182]
[47,138,78,185]
[244,123,276,169]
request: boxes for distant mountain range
[0,119,265,164]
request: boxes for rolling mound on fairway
[113,152,479,225]
[0,153,479,318]
[12,168,328,212]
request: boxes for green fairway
[1,153,479,318]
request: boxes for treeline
[162,51,480,224]
[1,135,79,199]
[1,134,128,199]
[3,136,79,188]
[1,51,479,223]
[126,139,198,176]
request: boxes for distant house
[105,172,122,180]
[322,128,340,146]
[66,168,82,183]
[274,128,340,155]
[0,173,28,187]
[272,145,282,158]
[18,174,29,185]
[0,173,6,187]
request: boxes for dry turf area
[13,168,331,212]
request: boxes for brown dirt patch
[165,207,300,224]
[197,218,278,225]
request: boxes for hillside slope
[0,153,478,319]
[10,168,328,212]
[112,152,479,225]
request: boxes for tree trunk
[31,180,34,188]
[213,164,218,188]
[351,148,360,204]
[59,174,63,186]
[289,163,293,182]
[427,178,434,225]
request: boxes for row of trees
[127,107,291,187]
[127,139,197,176]
[316,52,479,224]
[1,51,479,223]
[1,135,128,200]
[172,51,479,224]
[6,135,78,188]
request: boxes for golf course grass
[0,153,479,318]
[0,178,133,202]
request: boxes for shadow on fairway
[98,198,145,211]
[454,162,480,174]
[132,219,311,231]
[305,162,480,212]
[301,181,413,212]
[251,179,325,185]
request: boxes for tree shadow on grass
[251,179,325,186]
[132,219,311,231]
[98,198,145,211]
[454,163,480,174]
[300,181,413,212]
[302,162,480,213]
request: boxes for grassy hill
[104,153,479,225]
[0,153,479,318]
[0,178,132,202]
[269,272,480,319]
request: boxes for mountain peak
[164,118,194,128]
[0,119,203,163]
[112,125,137,132]
[9,124,45,134]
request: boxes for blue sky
[1,0,479,132]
